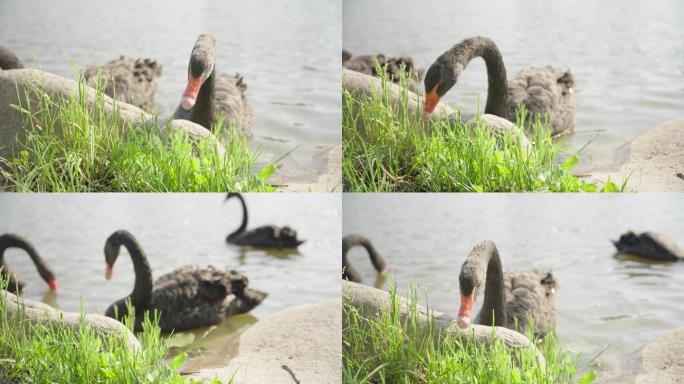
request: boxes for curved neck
[463,241,506,327]
[190,70,215,130]
[0,234,55,284]
[111,232,153,307]
[447,37,508,117]
[228,194,249,240]
[343,235,386,274]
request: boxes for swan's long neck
[114,233,153,307]
[191,70,215,130]
[228,195,249,240]
[0,234,55,284]
[447,37,508,117]
[344,235,386,273]
[461,241,506,327]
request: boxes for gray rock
[343,281,545,365]
[0,68,225,161]
[185,298,341,384]
[581,117,684,191]
[271,144,342,192]
[1,290,140,350]
[466,114,532,149]
[597,327,684,384]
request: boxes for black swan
[103,230,266,332]
[0,46,24,70]
[343,50,424,94]
[457,241,556,337]
[224,193,304,249]
[342,234,387,283]
[83,56,162,112]
[613,231,683,261]
[173,33,253,137]
[0,233,58,294]
[423,36,574,136]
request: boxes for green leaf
[577,370,597,384]
[561,155,578,171]
[168,352,187,371]
[580,183,597,192]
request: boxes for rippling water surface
[1,0,341,179]
[343,0,684,169]
[0,194,340,359]
[343,194,684,373]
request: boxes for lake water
[0,0,341,183]
[343,193,684,376]
[343,0,684,170]
[0,193,341,360]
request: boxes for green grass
[0,73,275,192]
[0,277,229,383]
[343,67,624,192]
[343,283,596,384]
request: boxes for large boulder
[185,298,341,384]
[1,290,140,350]
[597,327,684,384]
[343,281,544,364]
[0,69,224,160]
[581,117,684,192]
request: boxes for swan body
[457,241,556,337]
[84,56,162,112]
[342,234,387,283]
[0,233,58,293]
[424,36,574,136]
[343,51,424,94]
[225,193,304,249]
[104,230,265,332]
[173,34,253,137]
[613,231,683,261]
[0,46,24,70]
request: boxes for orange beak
[48,278,58,291]
[180,74,202,110]
[105,264,113,280]
[423,87,441,114]
[457,293,475,328]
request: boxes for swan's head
[457,263,482,329]
[104,231,127,280]
[180,34,216,110]
[225,192,240,202]
[423,58,461,114]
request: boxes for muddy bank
[185,298,341,383]
[597,327,684,384]
[580,117,684,192]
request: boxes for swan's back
[211,72,253,137]
[503,270,557,337]
[507,66,575,136]
[231,225,302,248]
[83,56,162,112]
[0,47,24,70]
[343,52,423,94]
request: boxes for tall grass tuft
[343,66,622,192]
[0,73,274,192]
[343,282,597,384]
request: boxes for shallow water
[0,194,341,359]
[343,0,684,170]
[343,193,684,374]
[0,0,341,182]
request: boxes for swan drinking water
[342,234,387,283]
[0,233,58,294]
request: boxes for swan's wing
[234,225,279,243]
[212,72,253,135]
[84,56,162,112]
[503,270,557,337]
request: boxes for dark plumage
[0,46,24,70]
[613,231,683,261]
[457,241,556,337]
[0,233,58,294]
[173,34,253,137]
[225,193,304,249]
[104,230,266,332]
[342,234,387,283]
[423,36,574,136]
[83,56,162,112]
[343,50,424,94]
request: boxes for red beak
[457,293,475,328]
[48,278,58,291]
[181,74,202,110]
[423,88,441,114]
[105,264,113,280]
